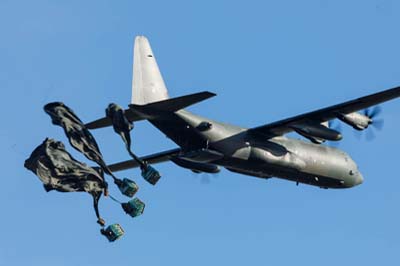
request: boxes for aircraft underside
[86,36,400,190]
[222,161,349,189]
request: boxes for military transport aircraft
[86,36,400,189]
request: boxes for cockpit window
[349,170,354,176]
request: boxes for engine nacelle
[291,123,342,143]
[171,157,221,173]
[337,112,371,130]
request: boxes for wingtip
[204,91,217,97]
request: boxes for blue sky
[1,0,400,265]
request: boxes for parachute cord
[125,144,146,169]
[100,162,119,182]
[108,194,122,204]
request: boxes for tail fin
[85,36,216,130]
[132,36,169,105]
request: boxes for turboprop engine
[291,123,342,144]
[337,112,371,130]
[170,157,221,174]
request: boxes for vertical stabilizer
[132,36,169,105]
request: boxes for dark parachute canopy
[44,102,139,197]
[24,138,106,225]
[44,102,116,178]
[24,102,159,241]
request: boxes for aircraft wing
[108,148,181,172]
[249,86,400,136]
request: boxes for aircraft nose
[354,171,364,186]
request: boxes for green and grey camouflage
[24,138,107,225]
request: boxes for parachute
[44,102,139,197]
[25,102,161,242]
[24,138,107,225]
[44,102,108,174]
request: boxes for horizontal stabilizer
[86,91,216,130]
[129,91,216,112]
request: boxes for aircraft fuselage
[162,110,364,189]
[86,36,400,189]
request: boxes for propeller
[191,171,219,185]
[364,106,384,130]
[328,120,342,133]
[356,106,384,140]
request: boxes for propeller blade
[354,129,362,140]
[369,106,382,118]
[192,171,218,185]
[372,118,384,130]
[358,106,384,140]
[366,129,376,141]
[328,120,342,133]
[364,106,382,118]
[201,173,211,184]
